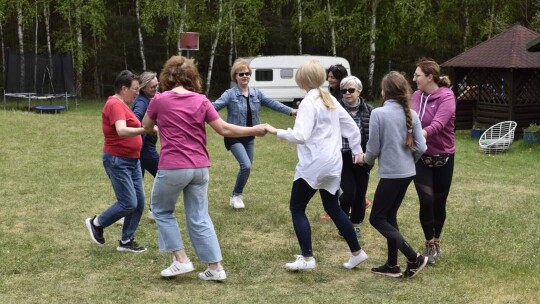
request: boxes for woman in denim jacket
[213,59,297,209]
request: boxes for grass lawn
[0,100,539,304]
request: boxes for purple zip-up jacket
[411,87,456,155]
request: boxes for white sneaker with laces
[160,260,195,277]
[343,249,368,269]
[285,255,316,270]
[198,267,227,281]
[229,195,245,209]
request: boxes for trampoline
[35,105,66,114]
[3,50,76,111]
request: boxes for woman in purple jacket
[411,58,456,264]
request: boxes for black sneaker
[371,263,403,278]
[404,254,428,278]
[85,216,105,245]
[117,239,147,253]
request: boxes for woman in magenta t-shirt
[143,56,266,281]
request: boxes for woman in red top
[85,70,156,253]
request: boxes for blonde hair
[381,71,416,151]
[230,59,251,83]
[139,71,157,91]
[295,60,335,109]
[160,56,202,92]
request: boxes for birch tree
[205,0,224,96]
[367,0,378,99]
[43,1,53,81]
[17,2,25,91]
[135,0,146,70]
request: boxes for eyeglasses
[413,73,426,78]
[237,72,251,77]
[340,88,356,94]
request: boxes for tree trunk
[488,1,495,39]
[0,23,4,76]
[76,7,83,96]
[34,1,38,94]
[229,7,234,70]
[463,3,469,50]
[297,0,302,55]
[327,0,336,56]
[135,0,146,70]
[93,33,101,99]
[17,3,25,92]
[205,0,223,96]
[44,4,53,81]
[177,1,187,55]
[368,0,379,99]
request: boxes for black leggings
[369,177,417,266]
[290,178,360,257]
[414,154,454,240]
[339,150,371,224]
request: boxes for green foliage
[524,123,540,132]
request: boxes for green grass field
[0,101,539,304]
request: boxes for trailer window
[255,69,273,81]
[280,69,293,79]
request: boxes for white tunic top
[277,89,362,194]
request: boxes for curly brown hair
[159,56,202,92]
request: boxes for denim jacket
[131,91,157,149]
[213,85,293,126]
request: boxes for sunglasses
[340,88,356,94]
[237,72,251,77]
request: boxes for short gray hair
[340,76,363,93]
[139,71,157,90]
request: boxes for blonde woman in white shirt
[265,60,368,271]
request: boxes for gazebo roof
[442,24,540,68]
[527,36,540,52]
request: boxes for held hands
[253,124,268,137]
[353,153,365,166]
[290,109,298,117]
[264,123,278,135]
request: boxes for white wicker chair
[478,121,517,154]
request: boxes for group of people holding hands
[85,54,456,281]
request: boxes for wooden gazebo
[442,24,540,133]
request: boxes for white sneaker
[147,210,155,221]
[115,217,124,225]
[160,260,195,277]
[198,267,227,281]
[229,195,245,209]
[343,250,368,269]
[285,255,316,271]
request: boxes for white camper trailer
[245,55,351,106]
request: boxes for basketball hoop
[179,32,199,58]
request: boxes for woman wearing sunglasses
[338,76,373,239]
[213,59,297,210]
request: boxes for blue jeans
[290,178,360,257]
[99,153,145,242]
[140,146,159,178]
[230,139,254,196]
[151,168,222,263]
